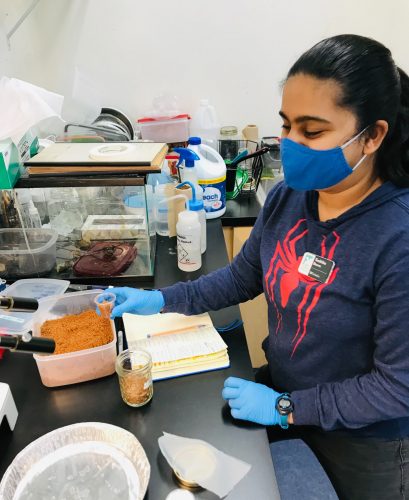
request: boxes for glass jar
[115,349,153,407]
[219,126,239,161]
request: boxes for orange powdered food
[40,309,113,355]
[96,300,113,318]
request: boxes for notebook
[123,312,230,381]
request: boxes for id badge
[298,252,335,284]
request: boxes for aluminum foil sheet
[0,422,150,500]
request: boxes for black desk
[223,196,262,227]
[0,220,280,499]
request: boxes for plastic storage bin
[137,114,190,143]
[0,279,70,336]
[32,290,117,387]
[0,228,58,278]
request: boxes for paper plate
[0,422,150,500]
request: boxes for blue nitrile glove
[222,377,282,426]
[107,287,165,318]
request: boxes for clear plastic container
[189,99,220,150]
[32,290,117,387]
[137,115,190,143]
[0,228,58,278]
[0,279,70,335]
[94,291,116,318]
[154,184,174,236]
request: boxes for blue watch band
[278,413,289,429]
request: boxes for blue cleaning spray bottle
[173,148,202,200]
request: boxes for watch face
[276,395,294,415]
[280,400,291,409]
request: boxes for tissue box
[17,129,39,162]
[0,140,22,189]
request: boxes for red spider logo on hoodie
[264,219,340,356]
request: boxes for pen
[147,323,209,339]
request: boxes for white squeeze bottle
[177,181,206,253]
[186,137,227,219]
[176,210,202,272]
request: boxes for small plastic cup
[95,292,116,318]
[115,349,153,407]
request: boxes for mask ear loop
[351,153,368,171]
[341,125,370,150]
[342,126,370,171]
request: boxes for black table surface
[0,219,280,499]
[223,196,262,227]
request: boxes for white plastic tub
[32,290,117,387]
[0,228,58,278]
[137,114,190,143]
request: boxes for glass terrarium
[0,178,156,283]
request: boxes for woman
[107,35,409,499]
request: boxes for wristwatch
[275,393,294,429]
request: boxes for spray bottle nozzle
[174,148,200,168]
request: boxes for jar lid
[220,126,238,136]
[166,488,197,499]
[173,470,201,489]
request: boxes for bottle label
[199,176,226,213]
[177,234,200,265]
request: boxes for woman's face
[280,74,371,190]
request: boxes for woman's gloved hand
[222,376,282,426]
[106,287,165,318]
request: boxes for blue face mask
[281,128,368,191]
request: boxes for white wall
[1,0,409,137]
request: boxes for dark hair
[287,34,409,187]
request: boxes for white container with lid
[186,138,227,219]
[32,290,117,387]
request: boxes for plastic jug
[186,137,227,219]
[189,99,220,149]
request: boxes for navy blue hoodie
[162,181,409,437]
